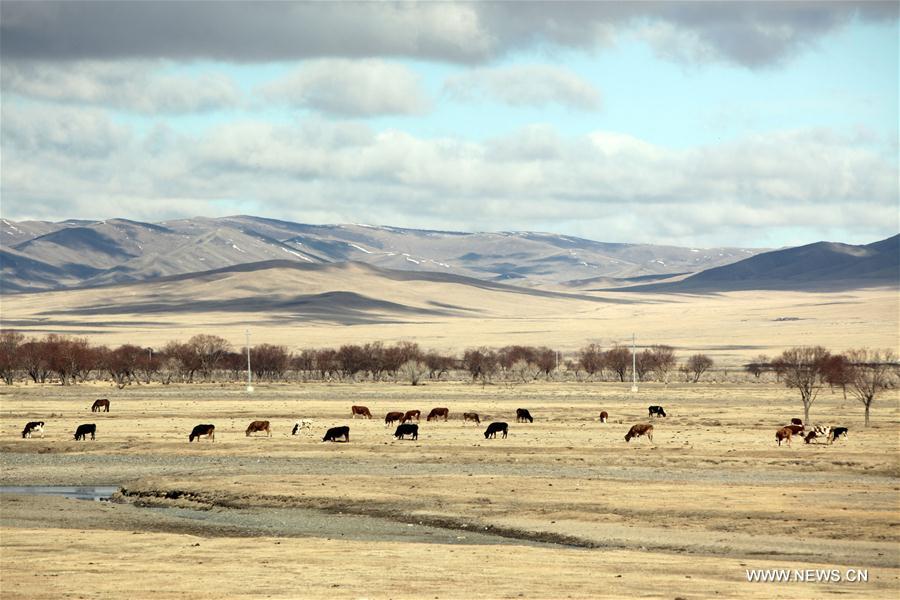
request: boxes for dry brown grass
[2,381,898,598]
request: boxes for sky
[1,1,898,248]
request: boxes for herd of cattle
[18,401,850,447]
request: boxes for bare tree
[604,345,632,382]
[534,347,558,378]
[685,354,714,383]
[509,359,539,383]
[744,354,769,379]
[771,346,830,424]
[424,351,455,380]
[649,345,676,383]
[843,348,898,426]
[462,347,498,385]
[0,330,24,385]
[248,343,290,381]
[577,344,604,380]
[188,334,231,381]
[398,360,428,386]
[822,354,851,400]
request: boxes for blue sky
[1,1,897,247]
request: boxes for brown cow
[401,410,421,423]
[245,420,271,437]
[463,412,480,424]
[599,411,608,423]
[351,405,372,419]
[91,399,110,412]
[385,411,404,426]
[784,424,805,436]
[427,407,449,421]
[775,426,793,447]
[624,423,653,443]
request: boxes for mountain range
[0,216,762,293]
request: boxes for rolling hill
[1,216,761,292]
[618,235,900,292]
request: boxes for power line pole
[245,329,254,393]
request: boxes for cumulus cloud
[2,108,896,245]
[2,1,895,68]
[444,65,601,111]
[260,60,430,117]
[1,61,240,113]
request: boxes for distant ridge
[1,216,762,293]
[617,235,900,293]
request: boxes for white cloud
[444,65,601,111]
[2,109,896,246]
[260,60,430,117]
[1,61,240,114]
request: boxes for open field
[1,381,898,598]
[2,269,897,365]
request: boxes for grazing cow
[351,405,372,419]
[292,420,313,435]
[245,420,271,437]
[516,408,534,423]
[599,411,609,423]
[427,407,449,421]
[484,422,508,439]
[401,410,421,423]
[322,426,350,443]
[804,426,833,445]
[790,418,803,426]
[384,411,404,426]
[784,424,805,436]
[74,423,96,441]
[91,399,110,412]
[189,424,215,443]
[775,426,793,447]
[625,423,654,443]
[831,427,849,442]
[648,406,667,418]
[394,423,419,440]
[21,421,44,439]
[463,412,481,424]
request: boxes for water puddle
[0,485,119,501]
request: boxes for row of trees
[1,332,894,425]
[747,347,898,426]
[0,331,716,387]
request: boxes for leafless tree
[463,347,498,385]
[821,354,851,400]
[771,346,830,424]
[398,359,428,386]
[604,345,632,382]
[0,330,24,385]
[534,347,558,378]
[248,343,290,381]
[577,344,604,380]
[649,345,676,383]
[424,351,455,380]
[744,354,769,379]
[843,348,898,426]
[18,339,51,384]
[685,354,714,383]
[188,334,231,381]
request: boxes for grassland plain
[1,381,898,599]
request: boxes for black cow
[74,423,96,441]
[831,427,849,441]
[323,426,350,443]
[648,405,667,418]
[189,424,215,442]
[484,422,508,439]
[515,408,533,423]
[394,423,418,440]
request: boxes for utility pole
[245,329,254,393]
[630,333,638,393]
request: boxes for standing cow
[427,407,449,421]
[515,408,533,423]
[245,420,272,437]
[74,424,96,441]
[394,423,419,440]
[625,424,653,443]
[91,399,110,412]
[189,424,215,442]
[351,406,372,419]
[484,422,508,439]
[323,426,350,443]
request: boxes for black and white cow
[804,426,833,444]
[22,421,44,439]
[830,427,849,442]
[292,419,313,435]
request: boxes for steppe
[1,379,898,599]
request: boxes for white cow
[292,419,313,435]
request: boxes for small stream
[0,485,119,501]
